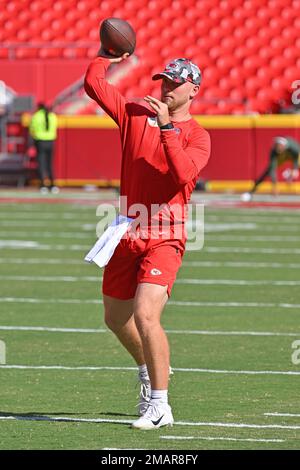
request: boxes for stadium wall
[21,114,300,192]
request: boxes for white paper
[84,215,133,268]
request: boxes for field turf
[0,190,300,450]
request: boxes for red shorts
[102,233,185,300]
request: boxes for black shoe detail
[151,415,164,426]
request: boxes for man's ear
[190,84,200,99]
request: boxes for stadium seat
[216,55,236,73]
[245,77,261,98]
[229,88,246,104]
[202,67,219,86]
[270,56,291,73]
[15,48,39,59]
[284,67,300,82]
[39,48,63,59]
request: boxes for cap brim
[152,72,185,83]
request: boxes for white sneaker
[40,186,49,195]
[132,400,174,430]
[51,186,60,194]
[138,375,151,416]
[241,192,252,202]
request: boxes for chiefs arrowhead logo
[150,268,162,276]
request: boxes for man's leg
[103,294,145,366]
[133,283,169,390]
[35,141,48,187]
[250,164,272,193]
[103,294,151,415]
[131,283,174,429]
[45,141,54,188]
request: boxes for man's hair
[37,102,49,131]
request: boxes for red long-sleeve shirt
[84,57,211,228]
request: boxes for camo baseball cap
[274,136,288,147]
[152,58,202,86]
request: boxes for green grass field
[0,191,300,450]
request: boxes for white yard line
[1,241,300,254]
[205,235,300,242]
[0,231,92,239]
[0,297,299,309]
[0,414,299,430]
[0,325,299,338]
[204,215,300,224]
[3,232,299,242]
[264,413,300,418]
[1,258,300,269]
[0,364,300,376]
[1,213,300,224]
[0,258,83,265]
[160,436,285,443]
[183,261,300,269]
[205,247,300,254]
[1,275,300,286]
[0,212,95,220]
[176,279,300,286]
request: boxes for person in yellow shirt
[29,103,59,194]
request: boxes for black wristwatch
[159,123,174,130]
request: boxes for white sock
[151,389,168,404]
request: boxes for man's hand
[144,95,170,127]
[97,46,129,63]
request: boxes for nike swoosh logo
[151,415,164,426]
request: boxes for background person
[242,136,300,201]
[29,102,59,194]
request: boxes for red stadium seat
[219,17,239,33]
[259,47,276,62]
[39,48,63,59]
[245,37,265,54]
[257,7,273,21]
[257,28,274,43]
[208,46,223,61]
[282,7,298,21]
[284,67,300,83]
[15,48,39,59]
[245,77,261,98]
[233,27,249,42]
[202,67,219,86]
[220,36,236,52]
[257,67,273,84]
[243,56,264,75]
[229,66,248,87]
[270,56,291,73]
[271,77,290,100]
[216,55,236,73]
[230,88,246,104]
[190,101,208,115]
[283,47,299,61]
[216,101,235,114]
[269,17,289,30]
[234,46,250,62]
[244,17,263,34]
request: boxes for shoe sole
[132,421,174,430]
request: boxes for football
[99,18,136,57]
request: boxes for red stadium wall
[22,114,300,191]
